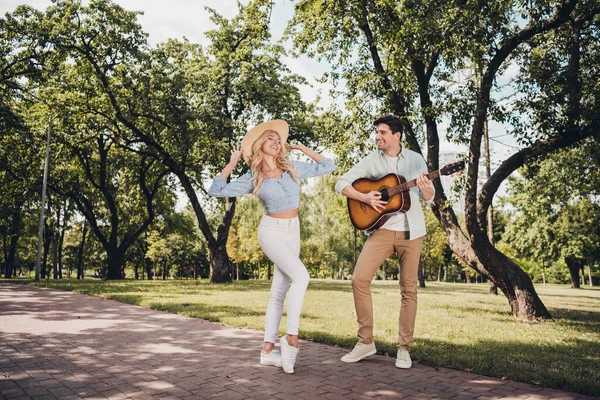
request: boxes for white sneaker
[280,335,299,374]
[395,348,412,369]
[341,342,376,363]
[260,349,282,367]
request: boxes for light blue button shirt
[209,159,335,214]
[335,148,433,239]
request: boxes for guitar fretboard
[387,170,441,197]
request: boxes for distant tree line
[1,0,599,321]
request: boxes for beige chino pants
[351,229,424,350]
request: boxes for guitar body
[347,173,411,231]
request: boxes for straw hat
[241,120,289,165]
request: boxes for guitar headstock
[440,161,465,176]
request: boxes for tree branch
[466,0,580,234]
[477,124,598,224]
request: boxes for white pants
[258,214,310,343]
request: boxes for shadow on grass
[542,293,600,301]
[549,309,600,335]
[27,278,277,296]
[151,301,323,324]
[435,303,512,318]
[403,337,600,397]
[306,280,352,292]
[301,329,358,348]
[300,328,600,396]
[148,301,265,322]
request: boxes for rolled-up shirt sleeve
[208,171,254,197]
[292,158,336,180]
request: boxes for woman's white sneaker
[280,335,299,374]
[260,349,282,367]
[341,342,377,363]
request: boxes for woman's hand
[286,143,325,162]
[218,144,243,179]
[286,143,306,152]
[229,144,243,166]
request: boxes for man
[335,114,434,369]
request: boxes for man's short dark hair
[373,114,404,135]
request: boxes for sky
[2,0,520,201]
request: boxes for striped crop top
[208,158,335,214]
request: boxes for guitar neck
[388,170,441,197]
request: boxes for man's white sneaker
[280,335,299,374]
[260,349,282,367]
[340,342,376,363]
[395,348,412,369]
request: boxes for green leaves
[501,138,600,270]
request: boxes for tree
[301,174,364,279]
[288,0,600,320]
[4,0,322,283]
[48,131,171,279]
[0,91,45,278]
[501,139,600,287]
[227,196,269,279]
[421,208,449,284]
[145,230,172,279]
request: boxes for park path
[0,283,593,400]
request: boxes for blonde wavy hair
[249,129,299,195]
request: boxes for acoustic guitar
[347,161,465,231]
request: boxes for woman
[208,120,335,374]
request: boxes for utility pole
[4,80,55,282]
[483,119,498,294]
[35,116,53,281]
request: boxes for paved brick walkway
[0,283,594,400]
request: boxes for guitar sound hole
[380,188,390,202]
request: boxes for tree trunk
[58,222,66,279]
[440,209,551,320]
[2,231,7,277]
[5,233,18,279]
[268,262,273,280]
[52,206,61,279]
[207,197,236,283]
[76,221,87,279]
[5,207,23,278]
[41,221,52,280]
[145,258,153,280]
[565,257,583,288]
[210,242,232,283]
[417,260,426,288]
[475,242,552,320]
[105,249,125,280]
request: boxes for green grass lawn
[8,278,600,396]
